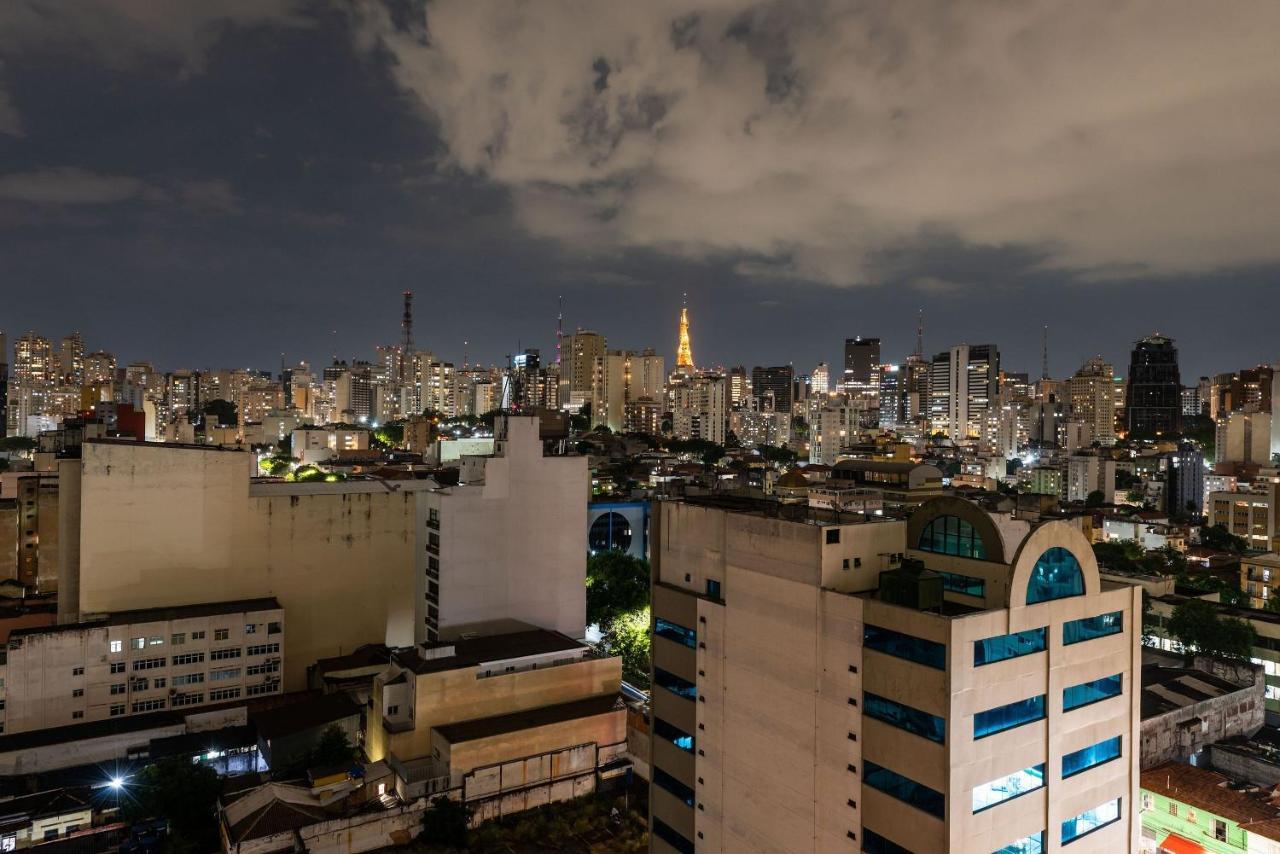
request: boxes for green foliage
[1115,469,1140,489]
[373,423,405,448]
[121,757,222,852]
[1085,490,1106,507]
[0,436,37,453]
[1266,596,1280,615]
[1180,414,1216,459]
[790,416,809,438]
[607,607,652,687]
[1167,598,1256,660]
[309,724,356,769]
[260,456,291,476]
[1201,524,1248,555]
[586,552,650,631]
[419,795,472,849]
[201,398,238,427]
[290,465,327,482]
[756,443,798,465]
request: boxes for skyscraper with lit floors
[648,496,1140,853]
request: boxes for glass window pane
[652,818,694,854]
[995,831,1045,854]
[1063,612,1123,645]
[1061,798,1121,844]
[863,760,945,819]
[864,624,947,670]
[918,515,987,559]
[940,571,986,598]
[653,718,695,752]
[972,764,1045,813]
[864,692,946,744]
[1026,547,1085,604]
[974,695,1045,739]
[654,618,696,649]
[863,828,914,854]
[975,628,1046,666]
[1062,736,1122,778]
[652,768,694,807]
[654,667,697,700]
[1063,674,1122,712]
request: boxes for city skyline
[2,2,1279,375]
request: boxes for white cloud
[364,0,1280,284]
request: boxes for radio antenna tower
[1041,325,1050,380]
[915,309,924,358]
[556,295,564,366]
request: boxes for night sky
[2,1,1278,380]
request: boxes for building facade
[1124,336,1182,439]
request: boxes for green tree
[201,398,238,427]
[1085,490,1106,507]
[1167,598,1256,660]
[419,795,472,849]
[0,436,37,453]
[310,724,356,768]
[373,423,404,448]
[1201,524,1248,554]
[1266,596,1280,615]
[607,607,651,687]
[757,443,799,465]
[121,757,222,852]
[1092,540,1144,572]
[587,552,650,631]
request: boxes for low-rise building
[1140,761,1280,853]
[1243,553,1280,609]
[827,459,946,507]
[1,598,283,735]
[1140,651,1264,769]
[1209,482,1280,552]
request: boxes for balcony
[382,715,414,734]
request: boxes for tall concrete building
[601,349,665,432]
[1165,442,1204,517]
[566,330,607,411]
[844,337,881,403]
[929,345,1001,442]
[56,416,586,690]
[751,365,793,414]
[812,363,830,397]
[648,495,1140,854]
[1215,410,1272,466]
[1124,335,1182,438]
[1068,357,1116,447]
[878,364,904,428]
[670,374,727,446]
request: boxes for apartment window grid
[246,661,279,676]
[246,643,280,657]
[210,687,241,702]
[246,682,277,696]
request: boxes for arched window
[589,512,632,554]
[1026,547,1085,604]
[917,515,987,560]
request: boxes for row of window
[974,612,1123,666]
[864,624,946,670]
[975,675,1122,738]
[106,623,279,654]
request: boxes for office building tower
[0,332,7,438]
[1068,357,1116,447]
[1165,442,1204,517]
[1209,366,1274,421]
[928,345,1000,442]
[648,496,1140,854]
[1215,410,1272,466]
[844,337,881,402]
[566,330,607,410]
[59,332,84,386]
[751,366,794,414]
[602,349,665,433]
[728,367,751,408]
[903,354,930,425]
[877,364,904,428]
[813,363,830,397]
[1124,335,1182,438]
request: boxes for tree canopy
[121,757,222,852]
[1201,524,1248,555]
[309,724,357,769]
[201,398,238,427]
[1085,490,1106,507]
[586,552,649,631]
[1167,598,1256,660]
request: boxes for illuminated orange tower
[676,294,694,370]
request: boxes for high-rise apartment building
[928,345,1000,442]
[1068,357,1116,446]
[751,365,793,414]
[601,349,665,432]
[727,367,751,408]
[1124,335,1182,438]
[1165,442,1204,517]
[1215,410,1272,466]
[812,363,830,397]
[670,374,727,445]
[59,333,84,386]
[844,337,881,403]
[1209,365,1273,421]
[566,330,607,410]
[877,364,904,428]
[648,495,1140,854]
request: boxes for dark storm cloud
[0,0,1277,380]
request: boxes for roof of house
[251,693,361,741]
[435,693,624,745]
[221,783,330,843]
[10,597,281,639]
[1142,762,1280,842]
[394,627,587,676]
[1141,663,1253,717]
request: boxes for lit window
[1062,736,1121,778]
[109,640,122,654]
[972,764,1044,813]
[1063,612,1123,645]
[1061,798,1121,844]
[1026,548,1085,604]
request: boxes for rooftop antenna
[1041,325,1050,381]
[401,290,414,382]
[463,340,469,370]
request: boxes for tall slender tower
[400,290,414,387]
[556,295,564,366]
[676,295,694,370]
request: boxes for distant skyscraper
[728,366,751,408]
[843,336,880,401]
[1166,441,1205,517]
[59,332,84,386]
[565,330,607,410]
[877,364,904,427]
[812,362,830,396]
[928,344,1000,441]
[1068,356,1116,446]
[676,302,694,371]
[751,365,793,414]
[1124,334,1182,438]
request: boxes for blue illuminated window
[864,624,946,670]
[1062,736,1122,778]
[1025,547,1085,604]
[862,828,913,854]
[939,571,986,598]
[972,763,1044,813]
[654,618,696,649]
[653,718,695,753]
[652,767,694,807]
[864,692,945,744]
[654,667,696,701]
[1061,798,1121,844]
[918,515,987,559]
[974,695,1045,739]
[974,628,1046,666]
[1063,611,1123,645]
[1063,674,1122,711]
[863,760,945,819]
[652,817,694,854]
[995,831,1045,854]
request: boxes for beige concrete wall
[443,710,624,778]
[368,656,620,763]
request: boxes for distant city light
[109,776,124,790]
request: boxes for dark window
[652,818,694,854]
[706,579,721,599]
[975,695,1046,738]
[654,618,697,649]
[917,515,986,559]
[1063,674,1122,711]
[864,692,945,743]
[1062,736,1122,778]
[654,668,697,701]
[863,624,946,670]
[939,571,985,598]
[1063,612,1123,645]
[653,718,695,752]
[589,512,633,553]
[653,768,694,807]
[863,760,945,819]
[974,628,1046,666]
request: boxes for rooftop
[10,597,281,640]
[394,627,588,676]
[251,693,362,741]
[677,493,906,527]
[435,693,624,744]
[1142,762,1280,842]
[1141,662,1251,717]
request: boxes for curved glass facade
[588,512,632,553]
[1025,547,1085,604]
[917,515,987,559]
